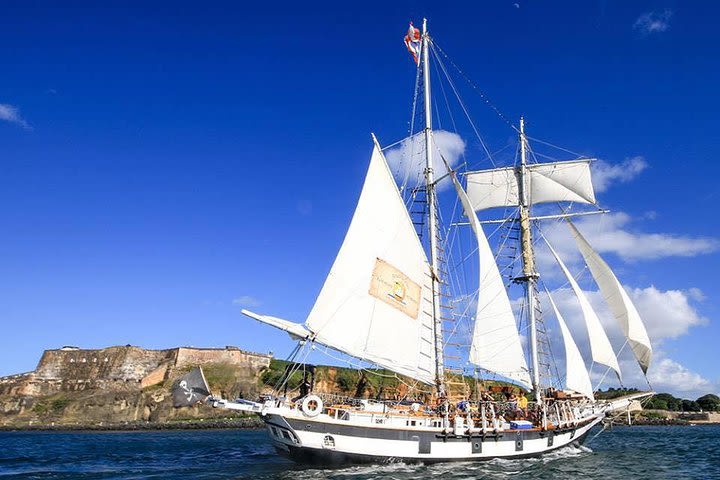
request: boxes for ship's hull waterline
[262,412,603,465]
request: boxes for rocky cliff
[0,345,271,429]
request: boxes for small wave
[541,444,593,463]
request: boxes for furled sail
[451,174,532,389]
[465,159,596,211]
[300,140,437,384]
[546,289,595,401]
[567,221,652,373]
[544,238,621,379]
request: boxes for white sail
[544,238,621,379]
[465,159,596,211]
[546,290,595,400]
[301,140,437,385]
[567,221,652,373]
[451,175,532,389]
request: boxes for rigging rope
[430,41,496,167]
[430,39,516,131]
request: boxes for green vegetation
[643,392,714,412]
[580,388,719,413]
[645,393,682,411]
[260,359,306,391]
[202,362,242,394]
[333,369,360,393]
[32,395,72,416]
[259,359,521,400]
[697,394,720,412]
[595,387,641,400]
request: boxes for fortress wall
[34,346,174,382]
[0,373,34,396]
[0,345,273,397]
[174,347,271,371]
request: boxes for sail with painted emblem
[246,141,437,385]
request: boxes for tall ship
[184,19,655,464]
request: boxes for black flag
[172,367,211,407]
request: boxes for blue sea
[0,425,718,479]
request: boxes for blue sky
[1,1,718,398]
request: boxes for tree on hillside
[646,393,683,411]
[681,399,701,412]
[697,394,720,411]
[594,387,640,400]
[646,397,668,410]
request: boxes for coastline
[0,417,265,432]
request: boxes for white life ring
[301,395,323,417]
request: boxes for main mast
[517,117,541,403]
[421,18,446,398]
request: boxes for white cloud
[634,10,673,35]
[641,210,658,220]
[594,351,715,400]
[591,156,647,193]
[537,283,714,397]
[385,130,465,191]
[628,286,708,340]
[647,357,714,397]
[0,104,31,129]
[540,212,720,264]
[232,295,261,307]
[686,287,705,302]
[541,284,707,347]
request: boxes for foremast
[516,117,542,403]
[420,19,446,399]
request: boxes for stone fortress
[0,345,272,427]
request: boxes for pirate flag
[172,367,211,407]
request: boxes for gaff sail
[245,140,437,385]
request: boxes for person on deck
[508,392,518,411]
[518,393,529,415]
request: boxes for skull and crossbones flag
[172,367,211,407]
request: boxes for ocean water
[0,425,718,479]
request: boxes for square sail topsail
[465,159,596,211]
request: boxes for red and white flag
[404,22,421,64]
